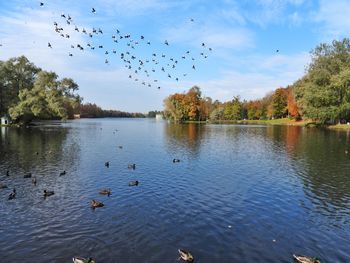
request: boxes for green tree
[0,56,40,115]
[224,96,242,120]
[272,88,288,118]
[9,71,79,123]
[210,107,224,120]
[295,38,350,123]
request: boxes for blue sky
[0,0,350,112]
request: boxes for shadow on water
[164,123,206,157]
[0,125,79,175]
[264,125,350,222]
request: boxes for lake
[1,119,350,262]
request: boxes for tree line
[164,38,350,124]
[0,56,145,123]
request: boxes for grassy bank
[328,124,350,130]
[207,118,312,126]
[183,118,350,130]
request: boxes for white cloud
[288,11,302,26]
[313,0,350,39]
[191,52,310,102]
[0,0,316,111]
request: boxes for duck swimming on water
[173,159,180,163]
[129,180,139,186]
[8,188,16,200]
[91,199,104,209]
[178,249,194,262]
[44,190,54,197]
[128,164,136,170]
[99,189,111,196]
[73,257,95,263]
[293,255,321,263]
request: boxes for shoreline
[182,118,350,130]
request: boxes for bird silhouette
[92,8,96,13]
[8,188,16,200]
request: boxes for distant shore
[183,118,350,130]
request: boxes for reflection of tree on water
[164,123,206,157]
[267,126,350,219]
[0,124,80,176]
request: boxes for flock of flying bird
[40,2,213,91]
[0,3,315,263]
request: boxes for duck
[129,180,139,186]
[32,177,37,186]
[6,170,9,176]
[8,188,16,200]
[173,159,180,163]
[91,199,104,209]
[59,171,66,176]
[43,190,55,197]
[99,189,111,196]
[73,257,95,263]
[178,249,194,262]
[293,255,321,263]
[118,146,123,149]
[105,162,110,168]
[24,173,32,178]
[128,164,136,170]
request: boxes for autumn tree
[271,88,288,118]
[286,87,300,120]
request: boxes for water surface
[1,119,350,262]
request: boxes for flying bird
[92,8,96,13]
[40,2,44,6]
